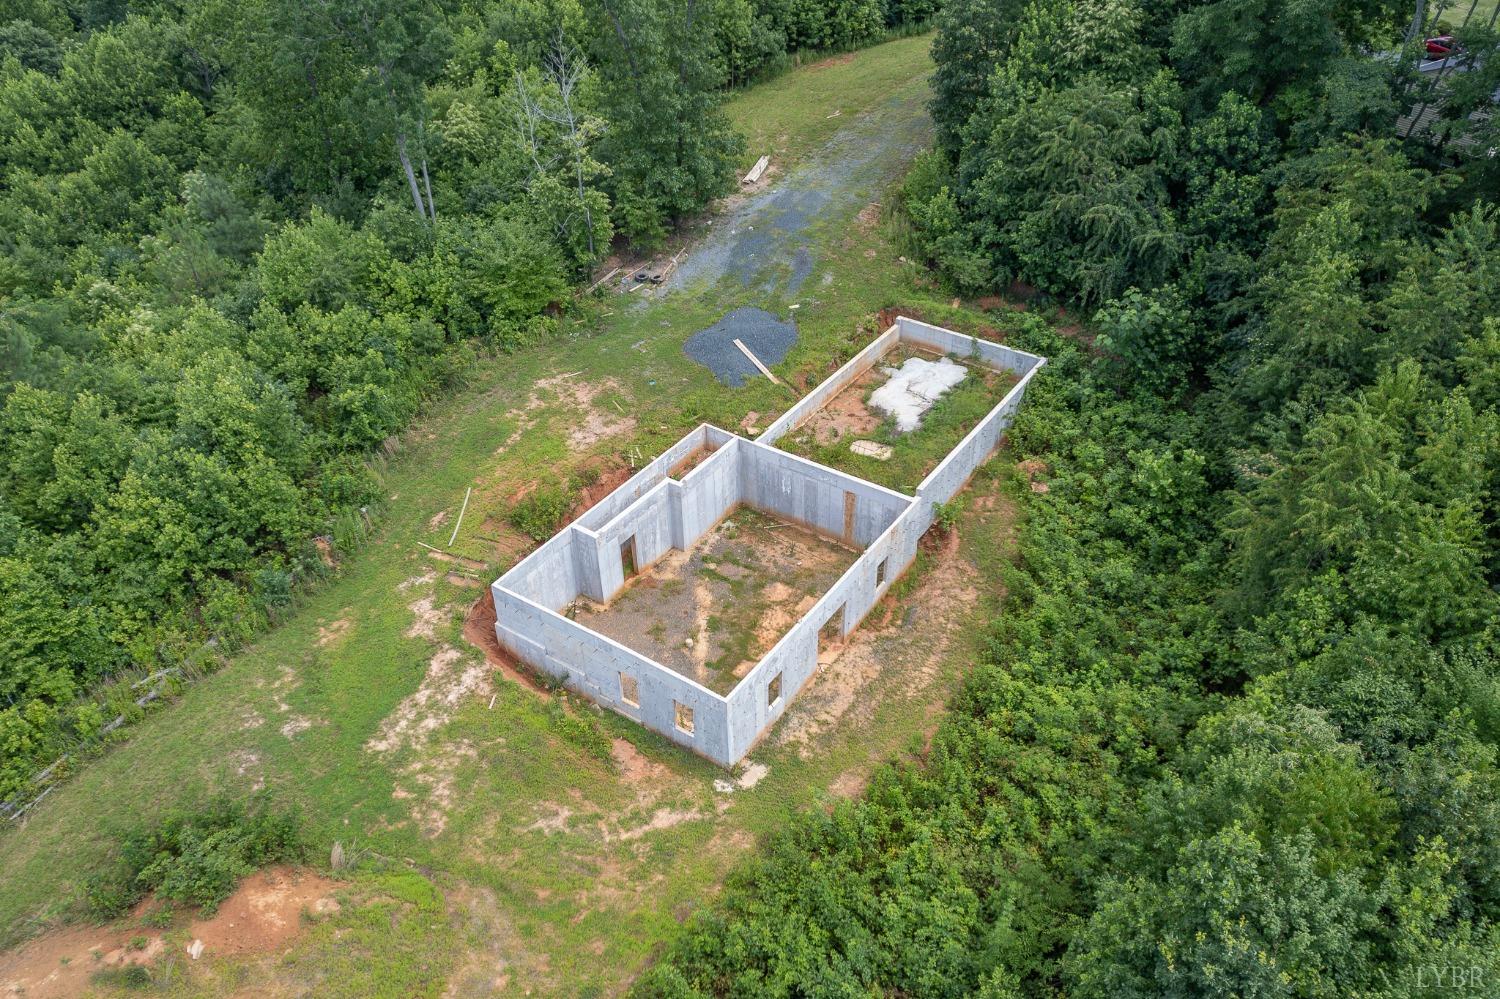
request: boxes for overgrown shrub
[547,697,614,764]
[508,485,575,542]
[85,797,302,920]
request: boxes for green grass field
[726,36,936,173]
[0,33,1049,997]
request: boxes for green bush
[85,797,302,920]
[547,698,614,764]
[508,485,574,542]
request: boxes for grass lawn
[0,30,1049,997]
[726,33,934,173]
[774,349,1022,494]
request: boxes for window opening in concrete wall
[620,672,639,707]
[768,672,783,706]
[674,700,695,734]
[875,556,888,586]
[620,536,638,579]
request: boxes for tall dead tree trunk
[421,156,435,218]
[548,35,597,258]
[396,130,429,220]
[1406,0,1429,44]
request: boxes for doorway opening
[620,536,638,579]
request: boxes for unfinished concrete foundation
[491,316,1046,765]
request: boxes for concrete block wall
[573,424,733,533]
[673,435,744,546]
[724,512,915,760]
[492,584,733,761]
[740,442,910,547]
[896,315,1046,377]
[916,364,1044,510]
[570,436,744,603]
[498,524,582,612]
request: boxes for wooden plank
[732,338,783,385]
[583,266,621,295]
[742,154,770,185]
[448,486,472,548]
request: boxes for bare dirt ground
[367,642,491,756]
[774,475,1017,758]
[791,366,886,445]
[529,373,635,450]
[574,507,857,694]
[668,443,720,479]
[0,868,340,999]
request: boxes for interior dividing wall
[573,424,737,532]
[572,435,744,602]
[740,442,910,547]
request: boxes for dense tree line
[0,0,934,802]
[637,1,1500,995]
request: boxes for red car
[1425,35,1458,57]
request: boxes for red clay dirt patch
[568,464,633,520]
[973,294,1029,313]
[0,867,341,999]
[462,593,553,697]
[789,367,884,445]
[187,867,341,957]
[474,517,533,566]
[424,549,488,573]
[668,444,720,479]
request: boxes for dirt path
[667,86,932,298]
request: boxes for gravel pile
[683,307,799,386]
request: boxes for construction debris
[742,154,770,185]
[870,356,969,432]
[732,337,784,386]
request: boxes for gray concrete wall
[758,326,900,446]
[740,441,910,547]
[492,583,733,762]
[724,512,916,760]
[574,424,733,533]
[916,364,1044,510]
[896,315,1046,376]
[490,316,1047,768]
[499,525,582,612]
[572,436,745,602]
[674,436,744,546]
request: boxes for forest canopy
[636,0,1500,995]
